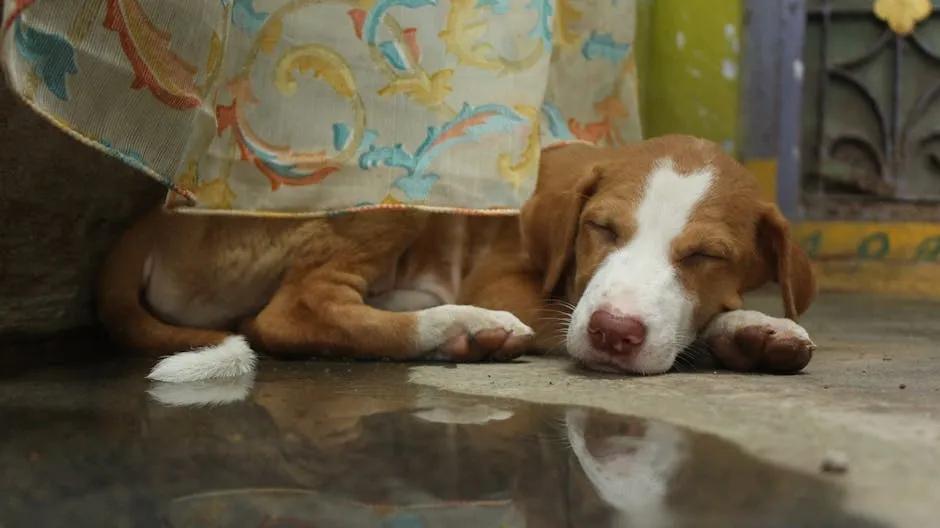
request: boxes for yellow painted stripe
[810,261,940,297]
[790,222,940,298]
[739,156,940,297]
[793,222,940,262]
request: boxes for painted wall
[634,0,743,155]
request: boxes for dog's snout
[587,311,647,354]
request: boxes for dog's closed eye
[586,220,619,244]
[679,249,728,266]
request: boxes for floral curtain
[1,0,641,216]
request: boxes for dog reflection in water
[144,378,852,528]
[146,375,681,525]
[566,408,685,528]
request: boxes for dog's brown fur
[99,136,816,373]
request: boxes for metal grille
[802,0,940,204]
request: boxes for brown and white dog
[98,135,817,383]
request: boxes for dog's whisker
[536,317,573,326]
[537,312,574,322]
[544,332,569,348]
[534,306,574,315]
[541,299,576,308]
[538,312,571,322]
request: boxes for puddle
[0,360,885,527]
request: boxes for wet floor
[0,344,885,528]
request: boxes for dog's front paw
[416,305,535,362]
[734,320,816,373]
[705,311,816,373]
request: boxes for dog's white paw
[717,310,812,339]
[704,310,816,373]
[416,305,534,361]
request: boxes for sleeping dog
[99,135,817,382]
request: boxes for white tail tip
[147,335,257,383]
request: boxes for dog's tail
[97,207,257,383]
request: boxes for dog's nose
[588,311,647,355]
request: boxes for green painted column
[634,0,742,155]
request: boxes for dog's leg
[98,206,258,384]
[244,290,534,362]
[700,310,817,373]
[147,211,536,382]
[241,211,535,362]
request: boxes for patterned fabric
[1,0,641,216]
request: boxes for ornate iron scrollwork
[805,0,940,201]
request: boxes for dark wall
[0,82,163,338]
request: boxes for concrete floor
[409,290,940,527]
[1,290,937,526]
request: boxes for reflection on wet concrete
[0,359,884,528]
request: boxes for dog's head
[522,135,816,374]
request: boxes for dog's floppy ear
[521,143,602,295]
[757,204,817,319]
